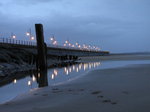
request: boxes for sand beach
[0,54,150,112]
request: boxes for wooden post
[35,24,47,71]
[38,70,48,87]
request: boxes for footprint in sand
[68,88,84,92]
[102,99,117,105]
[52,88,59,91]
[78,89,84,91]
[33,93,38,96]
[91,91,102,95]
[42,94,48,96]
[97,95,104,98]
[102,99,111,103]
[68,89,73,92]
[51,88,63,93]
[52,90,63,93]
[111,102,117,105]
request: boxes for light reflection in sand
[28,81,31,86]
[69,67,72,73]
[76,67,79,72]
[2,62,102,104]
[32,75,36,82]
[64,67,67,72]
[73,65,75,71]
[66,69,69,75]
[54,69,58,76]
[13,79,17,84]
[38,73,40,78]
[51,62,101,80]
[51,73,55,80]
[18,62,101,87]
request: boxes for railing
[0,38,99,52]
[46,44,97,52]
[0,38,37,46]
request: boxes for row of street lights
[26,29,35,40]
[49,36,100,51]
[10,29,35,41]
[9,30,100,51]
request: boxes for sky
[0,0,150,53]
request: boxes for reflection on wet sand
[36,70,48,88]
[12,62,101,88]
[51,62,101,80]
[13,79,17,84]
[0,62,101,104]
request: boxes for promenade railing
[0,38,99,52]
[0,38,36,46]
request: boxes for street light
[65,40,69,44]
[31,36,34,40]
[26,32,30,36]
[76,42,79,46]
[50,36,58,45]
[26,29,35,41]
[11,33,16,39]
[63,43,66,46]
[50,37,54,41]
[12,35,16,39]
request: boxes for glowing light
[38,73,40,78]
[84,63,88,70]
[28,81,31,86]
[65,40,68,44]
[13,79,17,84]
[26,32,30,36]
[32,76,36,82]
[79,64,82,70]
[69,67,72,72]
[53,41,57,45]
[31,36,34,40]
[50,38,54,41]
[54,69,58,76]
[73,65,75,71]
[64,67,67,72]
[64,44,66,46]
[76,67,79,72]
[84,64,86,71]
[66,69,69,75]
[51,74,55,79]
[12,35,16,39]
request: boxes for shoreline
[79,54,150,62]
[1,53,150,78]
[0,59,150,112]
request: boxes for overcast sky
[0,0,150,53]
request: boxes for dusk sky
[0,0,150,53]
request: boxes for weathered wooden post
[35,24,47,71]
[38,70,48,87]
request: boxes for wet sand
[0,54,150,112]
[80,53,150,62]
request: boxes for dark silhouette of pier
[0,37,109,57]
[0,24,109,69]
